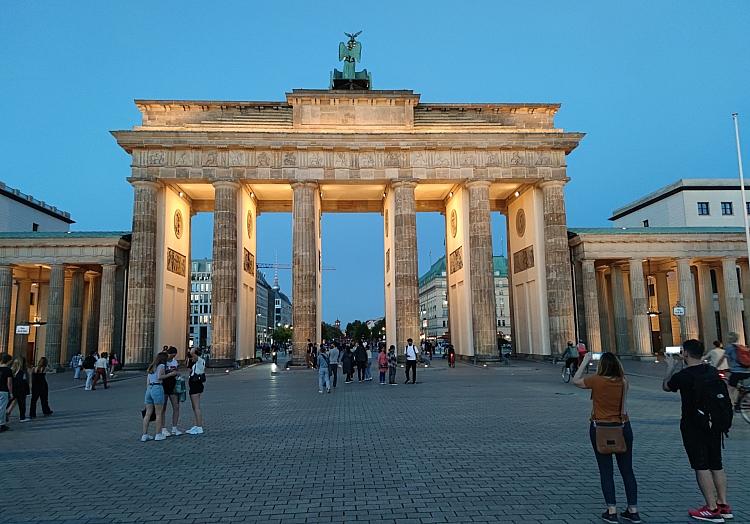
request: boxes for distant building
[610,178,747,228]
[418,255,511,342]
[189,260,292,349]
[0,181,74,232]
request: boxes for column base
[122,363,148,371]
[206,358,237,369]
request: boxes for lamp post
[732,113,750,266]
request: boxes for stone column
[211,180,239,367]
[676,258,699,342]
[655,271,673,348]
[466,180,497,359]
[392,181,420,353]
[741,260,750,342]
[45,264,66,368]
[581,259,602,353]
[629,259,652,356]
[611,264,629,354]
[0,266,13,354]
[65,269,85,361]
[291,182,319,364]
[97,264,117,356]
[540,180,575,355]
[696,263,718,344]
[13,279,32,356]
[596,268,613,352]
[721,257,745,344]
[124,180,159,368]
[85,274,100,354]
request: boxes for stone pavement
[0,359,747,524]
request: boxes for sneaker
[161,428,171,437]
[601,511,618,523]
[186,426,203,435]
[19,418,29,423]
[688,505,724,523]
[718,504,734,519]
[404,379,409,384]
[171,427,183,436]
[621,510,642,523]
[318,390,323,394]
[0,425,9,433]
[327,389,331,393]
[140,434,153,442]
[154,433,167,441]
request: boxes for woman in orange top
[573,352,640,524]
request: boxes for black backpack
[693,367,733,436]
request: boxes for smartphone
[665,346,682,355]
[591,353,602,361]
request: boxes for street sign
[673,306,686,317]
[15,325,30,335]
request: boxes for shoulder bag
[594,380,627,454]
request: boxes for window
[721,202,733,216]
[697,202,710,216]
[746,202,750,215]
[32,223,39,231]
[642,219,649,227]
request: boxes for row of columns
[579,256,747,357]
[0,264,119,367]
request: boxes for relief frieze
[167,248,187,277]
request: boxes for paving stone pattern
[0,359,747,523]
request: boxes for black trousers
[30,376,51,417]
[405,360,417,383]
[329,364,339,387]
[15,392,27,420]
[357,363,367,381]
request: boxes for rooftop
[569,226,744,236]
[609,178,740,221]
[419,255,508,286]
[0,181,74,224]
[0,231,128,239]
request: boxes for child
[387,345,397,386]
[378,346,388,384]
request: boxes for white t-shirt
[706,348,728,370]
[148,363,164,385]
[95,357,108,370]
[192,357,206,375]
[405,344,418,361]
[166,358,179,372]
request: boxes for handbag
[140,408,156,422]
[594,381,627,454]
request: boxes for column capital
[212,180,240,190]
[581,258,597,269]
[390,179,417,190]
[464,179,491,190]
[538,179,568,190]
[128,179,160,191]
[290,181,318,190]
[721,256,737,265]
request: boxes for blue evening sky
[2,1,748,325]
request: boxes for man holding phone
[663,339,733,523]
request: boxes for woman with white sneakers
[186,348,206,435]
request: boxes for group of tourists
[0,354,53,431]
[70,351,120,389]
[312,338,420,393]
[140,345,207,442]
[571,331,748,523]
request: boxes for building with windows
[272,274,293,329]
[609,178,747,228]
[189,259,213,348]
[0,181,74,232]
[255,270,276,345]
[418,255,511,343]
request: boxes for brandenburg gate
[113,86,583,368]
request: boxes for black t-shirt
[0,367,12,393]
[667,364,717,421]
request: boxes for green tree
[272,325,293,344]
[345,320,371,341]
[321,321,343,342]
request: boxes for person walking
[29,357,52,418]
[70,352,83,380]
[186,348,206,435]
[0,353,13,432]
[718,332,750,412]
[364,343,373,381]
[404,338,419,384]
[664,339,734,522]
[91,352,109,390]
[160,347,183,438]
[317,346,331,394]
[109,354,119,376]
[328,342,341,389]
[141,352,171,442]
[8,356,29,423]
[573,352,640,523]
[388,345,397,385]
[342,346,354,384]
[82,351,96,391]
[354,342,368,383]
[377,345,388,384]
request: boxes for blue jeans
[364,359,372,380]
[318,369,330,391]
[144,384,165,405]
[589,421,638,507]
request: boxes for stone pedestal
[211,181,240,367]
[124,180,159,368]
[45,264,66,368]
[721,257,744,344]
[540,180,575,354]
[97,264,117,356]
[291,182,319,364]
[13,279,31,356]
[696,263,718,344]
[611,264,629,354]
[676,258,699,342]
[0,266,13,354]
[466,181,497,358]
[65,270,85,361]
[392,181,420,353]
[629,259,652,356]
[655,271,673,349]
[581,259,601,353]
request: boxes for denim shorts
[144,384,165,405]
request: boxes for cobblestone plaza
[1,360,747,523]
